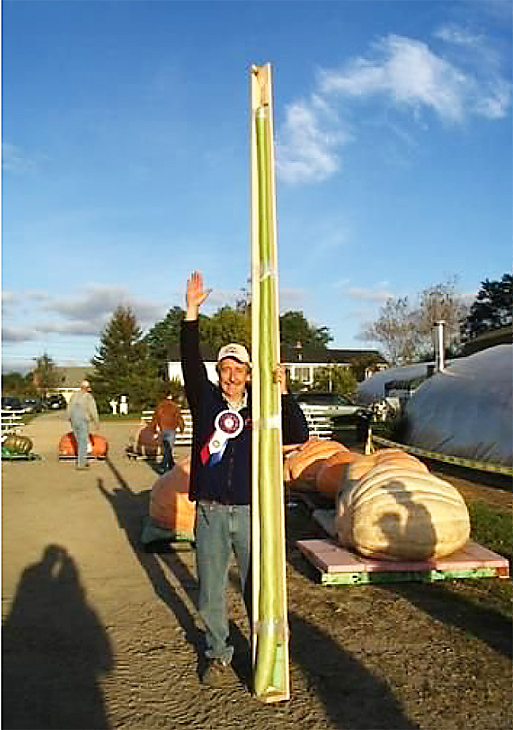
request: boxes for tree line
[3,273,510,413]
[359,274,512,365]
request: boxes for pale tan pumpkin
[284,438,349,486]
[149,455,195,537]
[335,463,470,561]
[344,449,428,485]
[315,450,359,497]
[374,449,429,470]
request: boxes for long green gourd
[251,64,289,702]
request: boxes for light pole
[433,320,446,372]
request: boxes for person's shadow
[376,483,437,561]
[289,612,420,729]
[2,544,113,730]
[99,457,251,685]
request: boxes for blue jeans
[195,501,251,664]
[71,418,89,467]
[160,430,176,471]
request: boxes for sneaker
[201,659,234,688]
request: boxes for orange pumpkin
[59,432,108,458]
[134,424,162,458]
[149,456,195,538]
[284,438,349,486]
[315,450,359,497]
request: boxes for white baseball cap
[217,343,251,365]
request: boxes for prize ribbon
[200,410,244,466]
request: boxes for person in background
[67,380,100,470]
[181,270,309,689]
[152,389,185,473]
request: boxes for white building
[167,343,386,388]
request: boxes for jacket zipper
[226,447,234,503]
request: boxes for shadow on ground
[2,545,113,730]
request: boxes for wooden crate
[296,538,510,585]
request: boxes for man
[152,389,185,472]
[67,380,100,470]
[181,270,309,688]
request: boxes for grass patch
[99,413,148,422]
[452,499,513,620]
[468,500,512,563]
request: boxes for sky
[2,0,512,373]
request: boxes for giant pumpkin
[335,463,470,560]
[284,438,349,486]
[59,432,108,458]
[133,423,162,458]
[149,455,195,540]
[3,433,33,455]
[343,449,428,486]
[315,449,358,497]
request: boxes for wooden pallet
[59,455,106,461]
[125,447,158,461]
[296,538,510,585]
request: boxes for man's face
[218,358,249,402]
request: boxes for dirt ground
[2,412,511,730]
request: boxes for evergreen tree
[144,305,185,364]
[90,306,161,413]
[279,311,332,349]
[461,274,513,341]
[32,353,62,397]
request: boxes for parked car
[1,395,25,412]
[43,394,67,410]
[21,396,44,413]
[294,391,360,417]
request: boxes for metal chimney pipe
[433,320,446,372]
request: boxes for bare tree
[358,279,468,365]
[359,297,421,365]
[416,278,468,354]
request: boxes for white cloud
[37,321,103,337]
[2,292,19,312]
[2,285,171,347]
[2,143,42,174]
[276,101,348,184]
[25,290,51,302]
[2,325,39,343]
[45,285,167,329]
[434,24,486,49]
[347,285,392,303]
[279,288,305,311]
[320,35,470,123]
[276,29,511,184]
[472,78,511,119]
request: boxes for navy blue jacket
[181,319,309,504]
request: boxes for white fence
[1,410,26,437]
[142,405,334,446]
[142,409,193,446]
[297,405,334,439]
